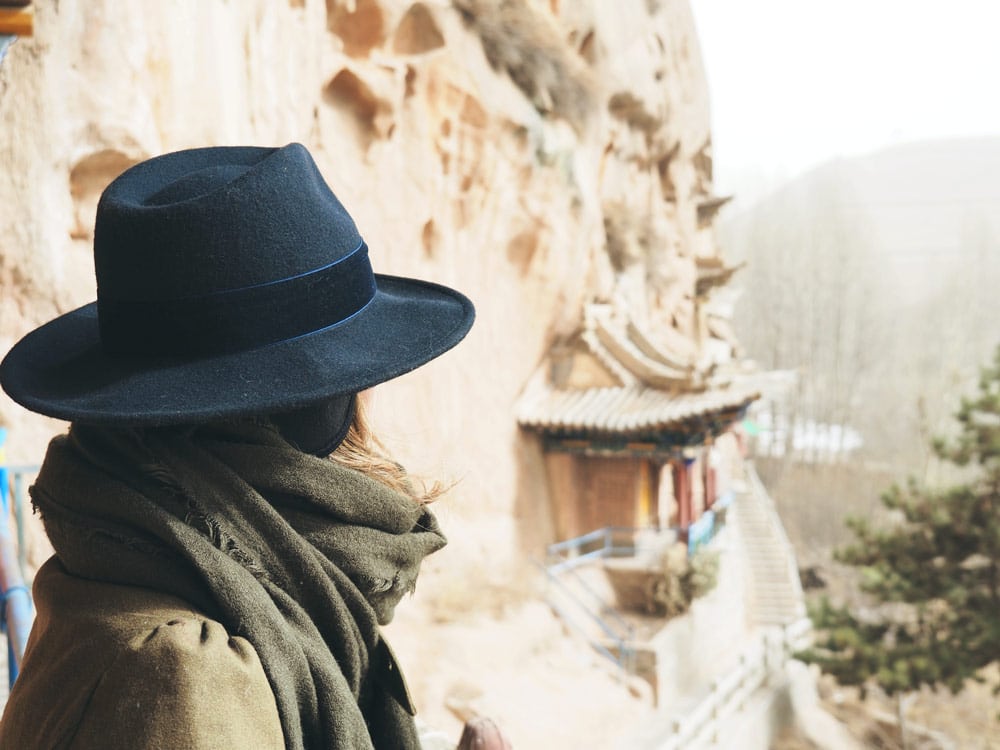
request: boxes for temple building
[517,189,759,550]
[518,301,758,548]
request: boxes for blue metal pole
[13,471,26,573]
[0,431,34,689]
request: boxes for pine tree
[800,345,1000,701]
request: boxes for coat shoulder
[0,559,284,750]
[68,615,285,750]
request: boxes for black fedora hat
[0,143,474,425]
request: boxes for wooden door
[577,456,639,534]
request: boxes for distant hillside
[722,137,1000,469]
[723,137,1000,305]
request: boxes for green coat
[0,558,285,749]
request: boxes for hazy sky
[690,0,1000,200]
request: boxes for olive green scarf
[31,421,446,750]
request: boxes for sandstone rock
[0,1,730,744]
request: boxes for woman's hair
[328,396,446,504]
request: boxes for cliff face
[1,0,713,538]
[0,0,717,742]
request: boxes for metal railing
[540,520,727,676]
[657,617,813,750]
[536,561,636,672]
[1,463,39,689]
[545,526,644,574]
[546,516,724,574]
[687,510,716,555]
[540,526,660,674]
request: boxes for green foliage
[799,345,1000,697]
[648,547,720,617]
[687,547,721,599]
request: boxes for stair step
[752,600,798,612]
[756,615,800,623]
[755,618,798,626]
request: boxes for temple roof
[517,373,759,435]
[695,257,745,296]
[696,194,733,226]
[585,304,693,388]
[518,259,760,437]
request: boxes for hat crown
[0,142,475,425]
[94,143,362,302]
[92,144,375,358]
[144,163,251,206]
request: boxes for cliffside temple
[516,304,760,540]
[0,1,839,748]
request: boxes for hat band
[98,242,377,356]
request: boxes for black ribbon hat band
[98,242,377,356]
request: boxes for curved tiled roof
[517,374,759,434]
[585,304,693,388]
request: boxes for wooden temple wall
[542,427,745,542]
[544,452,663,540]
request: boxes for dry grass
[608,91,660,134]
[602,201,656,272]
[818,678,1000,750]
[900,667,1000,749]
[758,457,898,562]
[453,0,597,130]
[774,674,1000,750]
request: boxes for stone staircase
[733,464,806,627]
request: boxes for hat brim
[0,275,474,425]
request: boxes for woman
[0,143,475,749]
